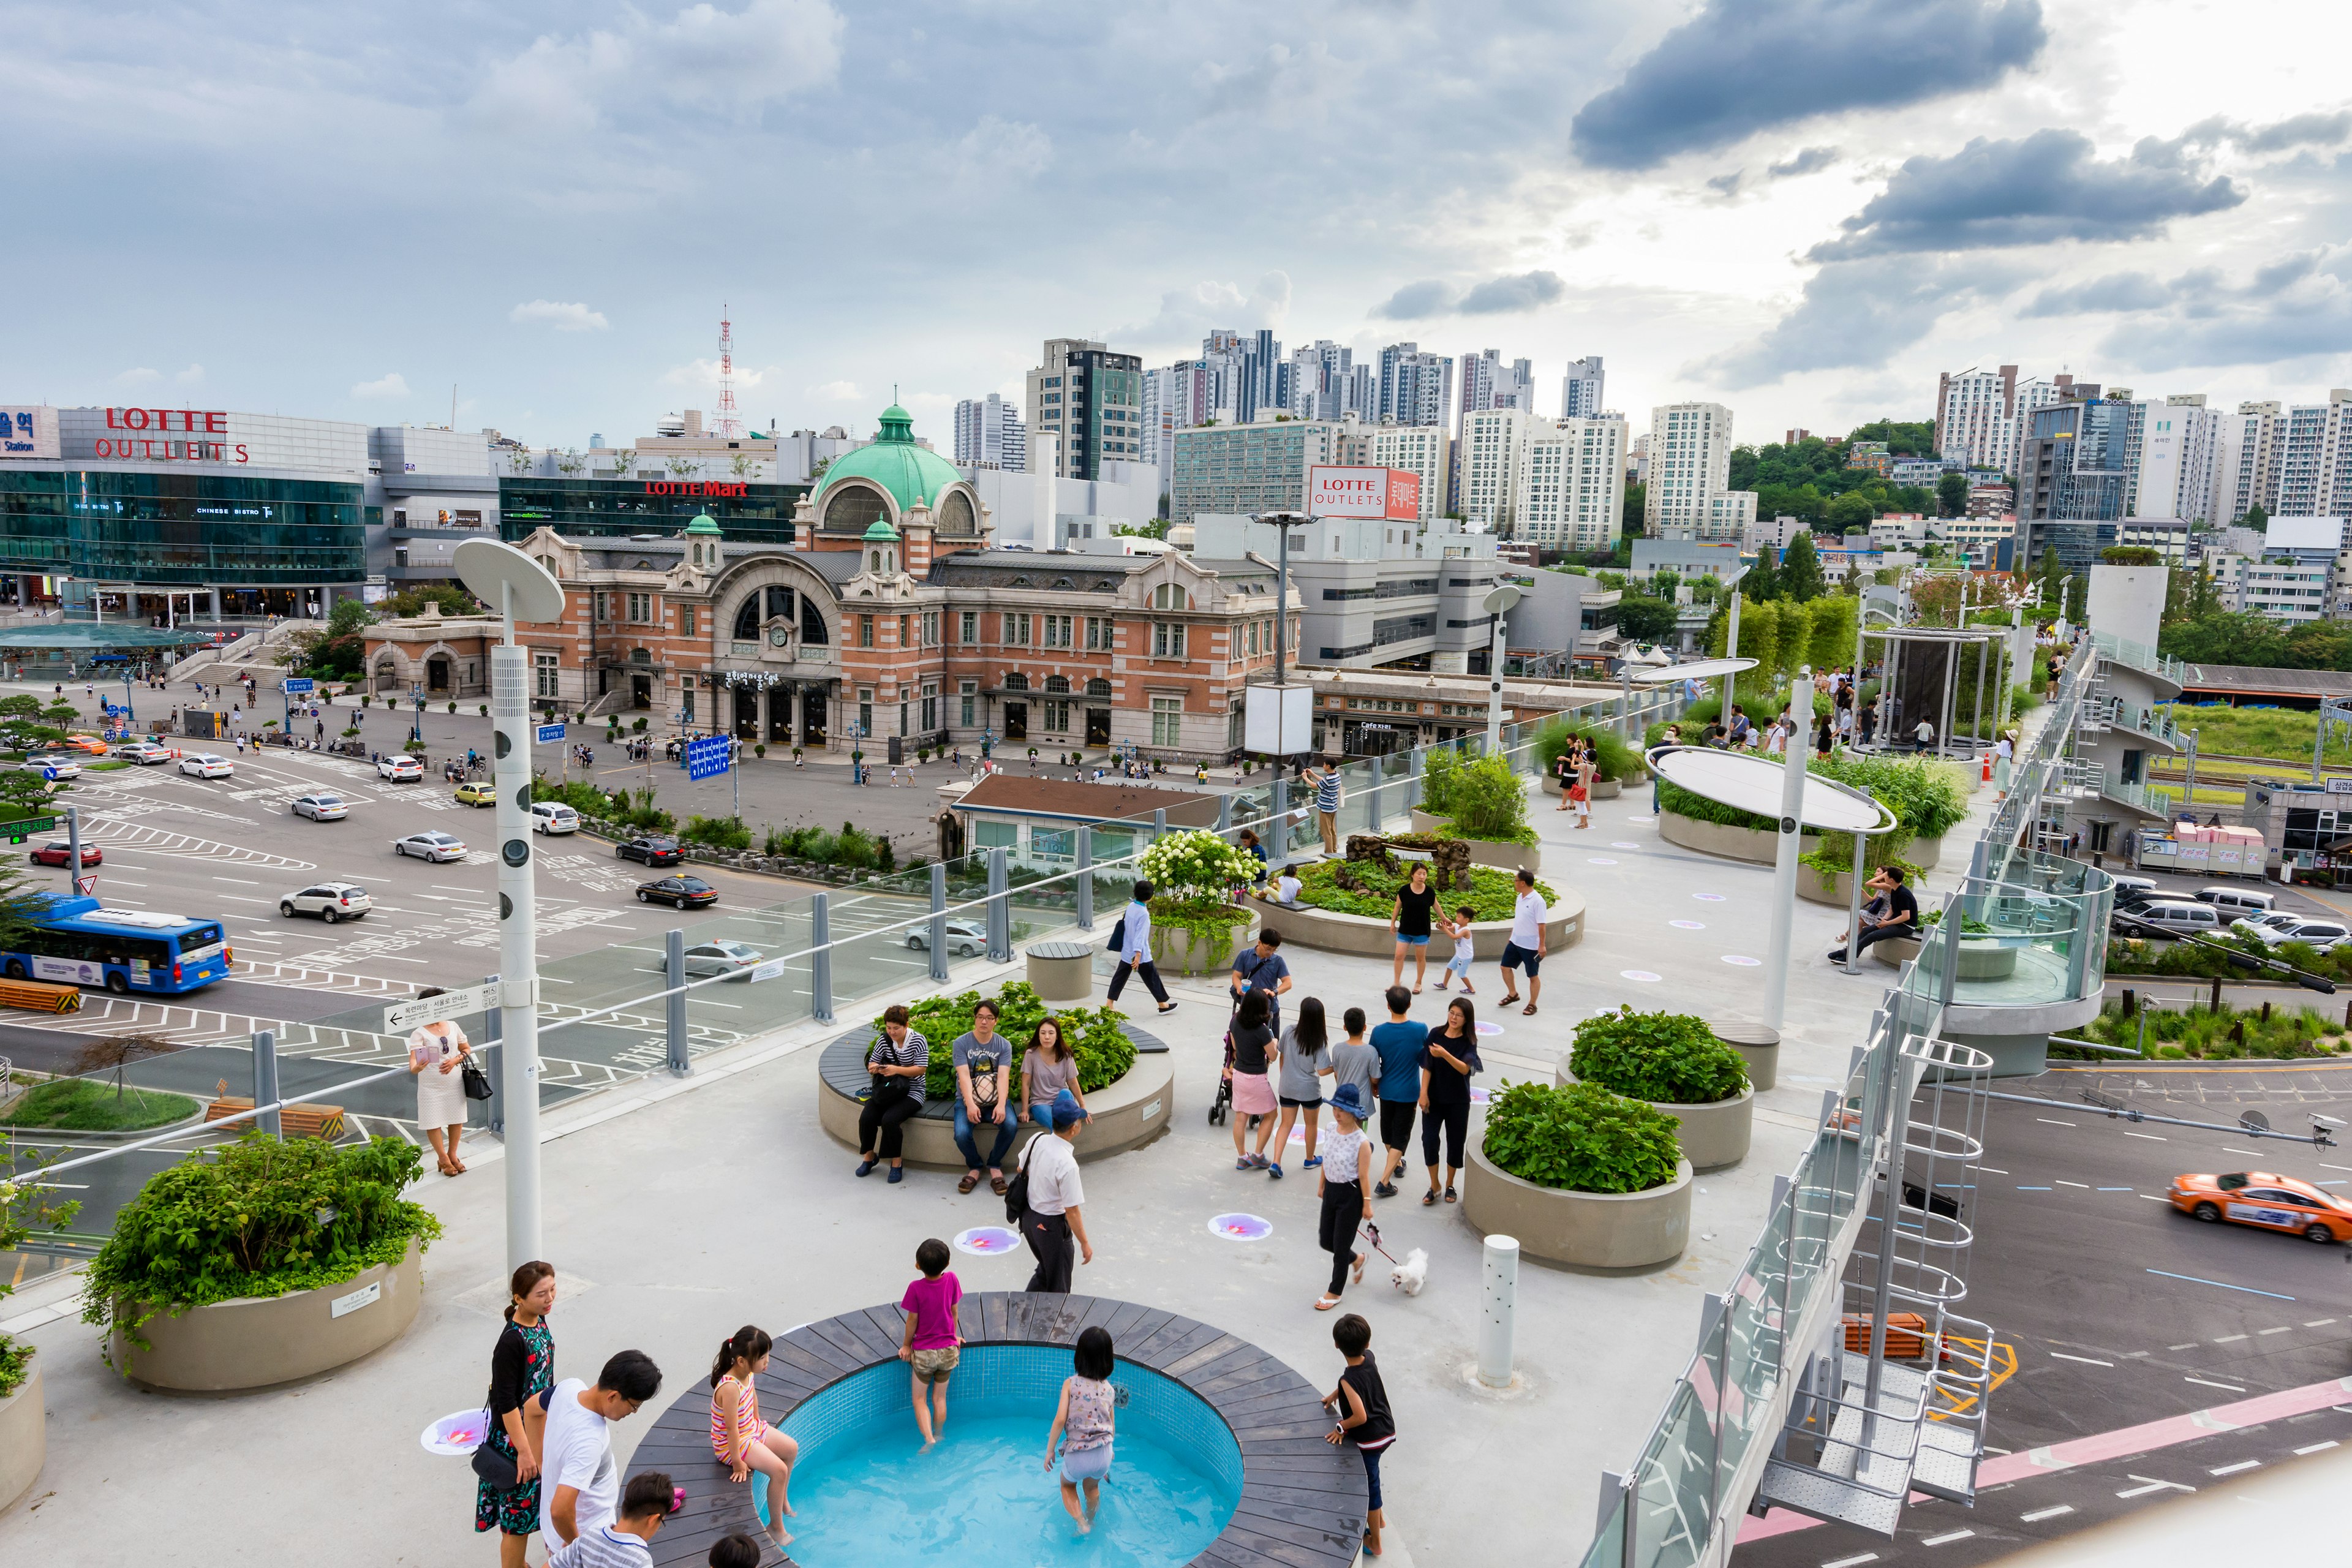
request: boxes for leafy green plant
[1420,746,1463,817]
[1138,829,1256,902]
[1294,858,1547,922]
[1569,1006,1749,1104]
[867,981,1137,1098]
[681,814,752,851]
[1480,1079,1682,1194]
[1536,719,1642,785]
[1444,753,1536,845]
[81,1134,442,1374]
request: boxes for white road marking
[2050,1352,2113,1366]
[212,876,259,884]
[2117,1477,2194,1498]
[2055,1179,2089,1188]
[2258,1327,2292,1335]
[2294,1441,2339,1455]
[1980,1166,2008,1174]
[2186,1376,2248,1392]
[1822,1556,1878,1568]
[2208,1460,2261,1476]
[2168,1343,2199,1351]
[1920,1529,1973,1547]
[2223,1147,2262,1156]
[2123,1131,2167,1140]
[2212,1334,2248,1343]
[2019,1505,2073,1523]
[2304,1319,2337,1327]
[2035,1118,2077,1126]
[2140,1194,2169,1201]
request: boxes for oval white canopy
[1646,746,1899,834]
[1631,657,1757,685]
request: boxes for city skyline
[1,1,2346,451]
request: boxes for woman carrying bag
[476,1261,558,1568]
[408,987,480,1177]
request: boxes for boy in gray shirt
[1328,1007,1378,1118]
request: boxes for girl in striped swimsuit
[711,1325,800,1548]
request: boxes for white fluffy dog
[1390,1247,1430,1296]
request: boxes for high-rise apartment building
[1560,356,1606,420]
[2134,394,2223,524]
[1168,418,1354,524]
[1645,402,1754,540]
[1460,350,1536,423]
[2222,401,2283,521]
[2017,387,2132,575]
[1458,407,1544,532]
[1367,423,1451,524]
[952,393,1027,472]
[1515,417,1628,553]
[1289,340,1375,423]
[1025,339,1143,481]
[1378,344,1453,428]
[1934,365,2076,478]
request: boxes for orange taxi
[2169,1170,2352,1244]
[47,736,110,755]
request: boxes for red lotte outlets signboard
[1306,466,1420,520]
[95,407,248,464]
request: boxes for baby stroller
[1209,1030,1234,1125]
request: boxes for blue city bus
[2,896,231,995]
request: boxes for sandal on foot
[1422,1189,1439,1207]
[957,1173,981,1194]
[1523,1002,1539,1016]
[1444,1185,1458,1203]
[1315,1294,1343,1312]
[990,1174,1009,1196]
[1499,992,1521,1007]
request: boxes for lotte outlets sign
[1306,465,1421,521]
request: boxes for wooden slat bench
[205,1095,345,1141]
[0,979,83,1014]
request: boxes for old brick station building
[364,404,1300,761]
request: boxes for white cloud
[114,367,161,386]
[1123,271,1294,349]
[511,300,609,332]
[174,363,205,385]
[952,116,1053,184]
[473,0,845,136]
[352,372,411,400]
[810,380,862,401]
[662,358,778,390]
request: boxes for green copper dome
[862,517,900,542]
[684,512,721,535]
[815,403,965,518]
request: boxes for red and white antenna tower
[715,303,743,439]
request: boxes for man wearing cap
[1021,1090,1093,1293]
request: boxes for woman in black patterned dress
[477,1261,557,1566]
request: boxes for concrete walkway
[0,770,2008,1567]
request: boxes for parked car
[2109,874,2160,902]
[179,752,234,778]
[28,840,100,868]
[49,736,108,756]
[291,793,349,821]
[113,740,172,765]
[617,836,682,867]
[636,874,717,908]
[377,755,424,781]
[2237,916,2350,951]
[530,802,579,835]
[454,781,496,807]
[393,831,467,862]
[2170,1170,2352,1243]
[2196,885,2277,917]
[904,918,988,959]
[660,939,764,979]
[279,881,372,922]
[36,758,80,782]
[2113,900,2223,940]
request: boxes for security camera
[2315,1115,2346,1131]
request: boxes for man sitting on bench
[1826,865,1917,965]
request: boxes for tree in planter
[1535,720,1640,785]
[71,1031,177,1108]
[446,700,458,714]
[1442,753,1534,845]
[1481,1079,1681,1194]
[1569,1006,1748,1105]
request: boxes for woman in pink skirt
[1228,989,1281,1168]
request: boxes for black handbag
[470,1421,519,1488]
[461,1060,494,1102]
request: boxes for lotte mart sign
[1306,465,1422,521]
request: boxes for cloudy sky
[4,0,2347,450]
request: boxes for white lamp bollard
[1477,1234,1520,1388]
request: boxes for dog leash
[1356,1223,1400,1265]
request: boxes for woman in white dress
[407,988,474,1177]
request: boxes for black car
[617,836,682,867]
[636,875,717,908]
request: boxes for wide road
[1736,1060,2352,1568]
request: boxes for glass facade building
[0,468,364,584]
[499,478,807,545]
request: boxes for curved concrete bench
[1270,888,1586,959]
[817,1023,1174,1170]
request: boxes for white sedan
[279,881,372,922]
[393,831,466,862]
[114,741,173,765]
[292,793,348,821]
[179,753,234,778]
[36,758,80,782]
[2233,915,2351,951]
[377,755,424,782]
[904,918,988,958]
[660,940,766,980]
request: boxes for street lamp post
[1482,583,1523,753]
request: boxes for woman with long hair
[1419,996,1478,1205]
[1228,989,1280,1169]
[1270,996,1333,1180]
[1021,1015,1083,1127]
[710,1324,799,1548]
[477,1261,557,1568]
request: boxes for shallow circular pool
[759,1344,1243,1568]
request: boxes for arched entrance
[426,654,452,692]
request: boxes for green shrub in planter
[81,1134,442,1370]
[1536,719,1641,784]
[1481,1079,1681,1194]
[447,699,458,714]
[1445,752,1534,844]
[681,814,752,851]
[869,981,1136,1099]
[1570,1005,1748,1105]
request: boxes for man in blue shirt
[1229,929,1292,1031]
[1367,986,1425,1199]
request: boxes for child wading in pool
[1043,1326,1118,1534]
[897,1237,964,1449]
[1322,1314,1397,1558]
[1434,904,1477,993]
[710,1325,800,1549]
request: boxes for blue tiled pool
[761,1345,1243,1567]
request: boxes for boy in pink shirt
[897,1238,964,1447]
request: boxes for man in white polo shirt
[1498,867,1547,1017]
[1020,1090,1095,1292]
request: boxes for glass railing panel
[1627,1384,1717,1568]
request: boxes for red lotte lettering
[105,407,229,433]
[643,481,748,497]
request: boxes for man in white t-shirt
[540,1350,665,1549]
[1498,867,1547,1016]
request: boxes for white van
[2116,900,2223,940]
[2195,885,2275,916]
[530,802,579,835]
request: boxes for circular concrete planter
[1273,889,1585,960]
[1463,1144,1691,1269]
[1709,1021,1780,1091]
[1153,903,1259,977]
[818,1046,1175,1172]
[1798,867,1877,907]
[108,1237,422,1392]
[1657,809,1819,865]
[1590,778,1623,801]
[1909,832,1947,872]
[1868,935,2017,979]
[1555,1068,1754,1170]
[1405,812,1540,874]
[0,1362,41,1517]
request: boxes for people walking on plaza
[897,1237,963,1449]
[1020,1090,1093,1292]
[1324,1314,1396,1558]
[952,998,1016,1196]
[545,1470,675,1567]
[477,1262,558,1568]
[1329,1006,1377,1112]
[1419,996,1477,1205]
[1994,729,2015,799]
[1043,1327,1118,1534]
[1314,1085,1376,1310]
[407,987,474,1177]
[1104,879,1178,1014]
[1389,861,1437,990]
[1022,1016,1082,1127]
[1435,903,1477,993]
[1227,989,1280,1169]
[1368,987,1422,1199]
[709,1327,798,1549]
[1229,927,1292,1031]
[856,1003,929,1183]
[1498,868,1547,1016]
[1272,995,1333,1178]
[540,1350,664,1552]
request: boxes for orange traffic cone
[1981,752,1992,782]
